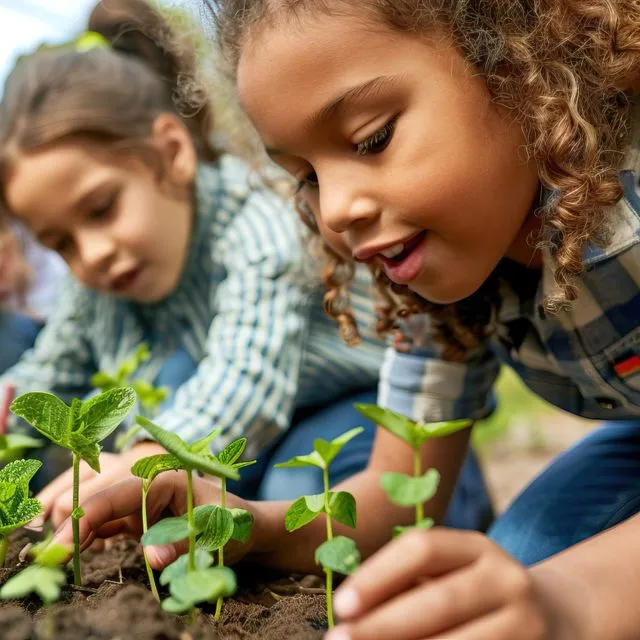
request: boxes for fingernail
[325,627,352,640]
[146,545,175,567]
[334,588,361,618]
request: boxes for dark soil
[0,533,329,639]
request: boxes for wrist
[530,563,586,640]
[247,499,287,555]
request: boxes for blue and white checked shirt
[2,155,384,458]
[380,103,640,423]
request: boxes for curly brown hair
[0,0,221,220]
[206,0,640,360]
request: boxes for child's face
[4,120,196,303]
[237,9,541,304]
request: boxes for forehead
[4,144,112,225]
[237,11,420,137]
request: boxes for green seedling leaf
[414,419,473,444]
[187,427,223,456]
[90,372,118,391]
[159,548,213,586]
[0,458,41,490]
[304,493,325,513]
[31,539,70,568]
[284,495,324,532]
[0,434,43,451]
[136,417,239,481]
[218,438,247,466]
[71,506,85,520]
[162,596,192,614]
[392,518,435,538]
[79,387,137,443]
[169,567,237,607]
[315,536,361,575]
[142,515,191,546]
[0,498,43,536]
[229,508,254,544]
[355,404,415,446]
[0,460,43,536]
[380,469,441,507]
[10,392,71,446]
[131,453,183,483]
[0,565,66,604]
[273,450,325,470]
[329,492,357,529]
[313,427,364,467]
[194,505,234,551]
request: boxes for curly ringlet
[205,0,640,361]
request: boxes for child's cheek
[317,222,352,262]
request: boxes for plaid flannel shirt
[379,102,640,423]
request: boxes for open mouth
[110,267,142,293]
[379,231,427,284]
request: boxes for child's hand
[52,472,256,568]
[326,529,552,640]
[37,441,166,528]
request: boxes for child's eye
[357,119,396,156]
[90,192,117,221]
[295,170,319,194]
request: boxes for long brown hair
[207,0,640,360]
[0,0,221,219]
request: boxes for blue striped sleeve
[155,189,308,458]
[377,317,500,422]
[0,277,97,407]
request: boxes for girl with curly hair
[58,1,640,637]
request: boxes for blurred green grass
[472,367,555,449]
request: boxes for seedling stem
[72,453,81,585]
[413,448,425,524]
[186,469,196,573]
[141,481,160,601]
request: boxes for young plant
[0,459,43,566]
[91,343,169,450]
[0,536,69,605]
[10,387,137,585]
[356,404,471,536]
[274,427,364,629]
[134,417,251,616]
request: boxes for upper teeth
[380,243,405,259]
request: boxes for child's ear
[151,114,197,187]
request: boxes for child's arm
[0,277,97,406]
[140,188,308,457]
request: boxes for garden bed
[0,533,328,640]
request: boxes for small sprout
[0,536,69,605]
[91,343,169,450]
[356,404,471,534]
[0,433,43,464]
[11,388,137,585]
[274,427,363,629]
[135,419,253,617]
[0,459,43,566]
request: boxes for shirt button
[595,397,618,410]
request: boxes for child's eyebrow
[308,74,405,128]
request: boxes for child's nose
[321,191,381,235]
[77,231,116,274]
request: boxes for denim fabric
[0,311,42,375]
[488,420,640,566]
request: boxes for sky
[0,0,97,92]
[0,0,197,94]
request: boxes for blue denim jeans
[488,420,640,566]
[0,311,42,375]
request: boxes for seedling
[0,459,43,566]
[135,417,253,615]
[0,536,69,605]
[10,387,137,585]
[91,343,169,450]
[356,405,471,536]
[274,427,363,629]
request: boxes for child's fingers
[53,477,146,548]
[333,529,486,621]
[145,539,190,569]
[37,462,97,517]
[327,553,516,640]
